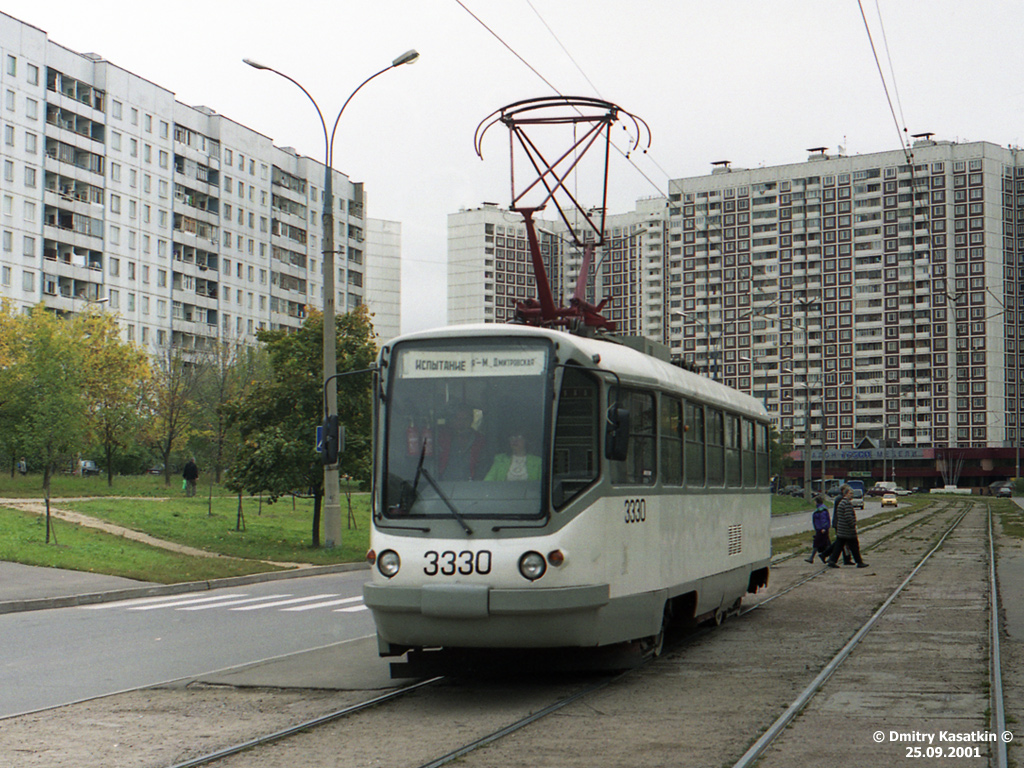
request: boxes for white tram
[363,323,771,662]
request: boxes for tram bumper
[363,582,610,649]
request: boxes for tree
[194,339,268,484]
[0,300,28,476]
[9,306,88,496]
[770,425,794,480]
[146,347,207,486]
[224,306,377,547]
[76,309,151,486]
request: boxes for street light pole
[244,50,419,548]
[793,296,818,501]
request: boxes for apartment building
[447,200,665,336]
[670,139,1024,456]
[365,218,401,341]
[450,139,1024,486]
[0,12,401,352]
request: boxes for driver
[436,405,486,480]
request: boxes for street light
[244,49,419,548]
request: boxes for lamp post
[244,49,419,548]
[790,297,819,501]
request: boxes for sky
[6,0,1024,334]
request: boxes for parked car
[147,464,164,475]
[881,493,898,508]
[997,485,1013,498]
[79,459,100,476]
[779,485,804,497]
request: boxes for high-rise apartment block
[448,198,667,336]
[0,12,401,351]
[450,138,1024,483]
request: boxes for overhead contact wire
[455,0,667,199]
[857,0,911,162]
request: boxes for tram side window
[706,408,725,486]
[684,399,704,486]
[725,414,741,486]
[742,418,757,487]
[756,422,770,487]
[609,389,656,485]
[660,396,683,486]
[552,366,599,508]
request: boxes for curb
[0,562,370,616]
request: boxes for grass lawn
[0,472,194,499]
[0,506,286,583]
[3,471,1016,585]
[770,494,815,517]
[0,472,370,583]
[59,494,371,566]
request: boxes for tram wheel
[642,602,672,658]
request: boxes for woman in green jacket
[485,432,541,481]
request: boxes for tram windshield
[382,338,551,521]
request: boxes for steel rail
[166,498,996,768]
[165,676,442,768]
[413,674,623,768]
[987,503,1009,768]
[754,499,962,609]
[417,500,970,768]
[731,503,974,768]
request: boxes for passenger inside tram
[485,431,542,481]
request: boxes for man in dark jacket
[183,458,199,497]
[827,484,869,568]
[831,489,854,565]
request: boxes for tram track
[164,677,443,768]
[159,497,1011,768]
[735,499,1008,768]
[2,497,1006,767]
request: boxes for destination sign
[401,349,545,379]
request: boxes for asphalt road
[770,497,892,538]
[0,497,914,719]
[0,570,375,718]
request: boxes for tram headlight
[377,550,401,578]
[518,551,547,581]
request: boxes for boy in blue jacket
[806,495,832,564]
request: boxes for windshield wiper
[396,438,429,514]
[420,467,474,535]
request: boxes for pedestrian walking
[805,495,832,564]
[827,484,869,569]
[832,489,854,565]
[182,458,199,497]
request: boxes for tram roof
[386,324,769,421]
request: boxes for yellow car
[881,493,898,508]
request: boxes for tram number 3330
[623,498,647,524]
[424,550,493,576]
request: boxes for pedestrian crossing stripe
[80,592,366,613]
